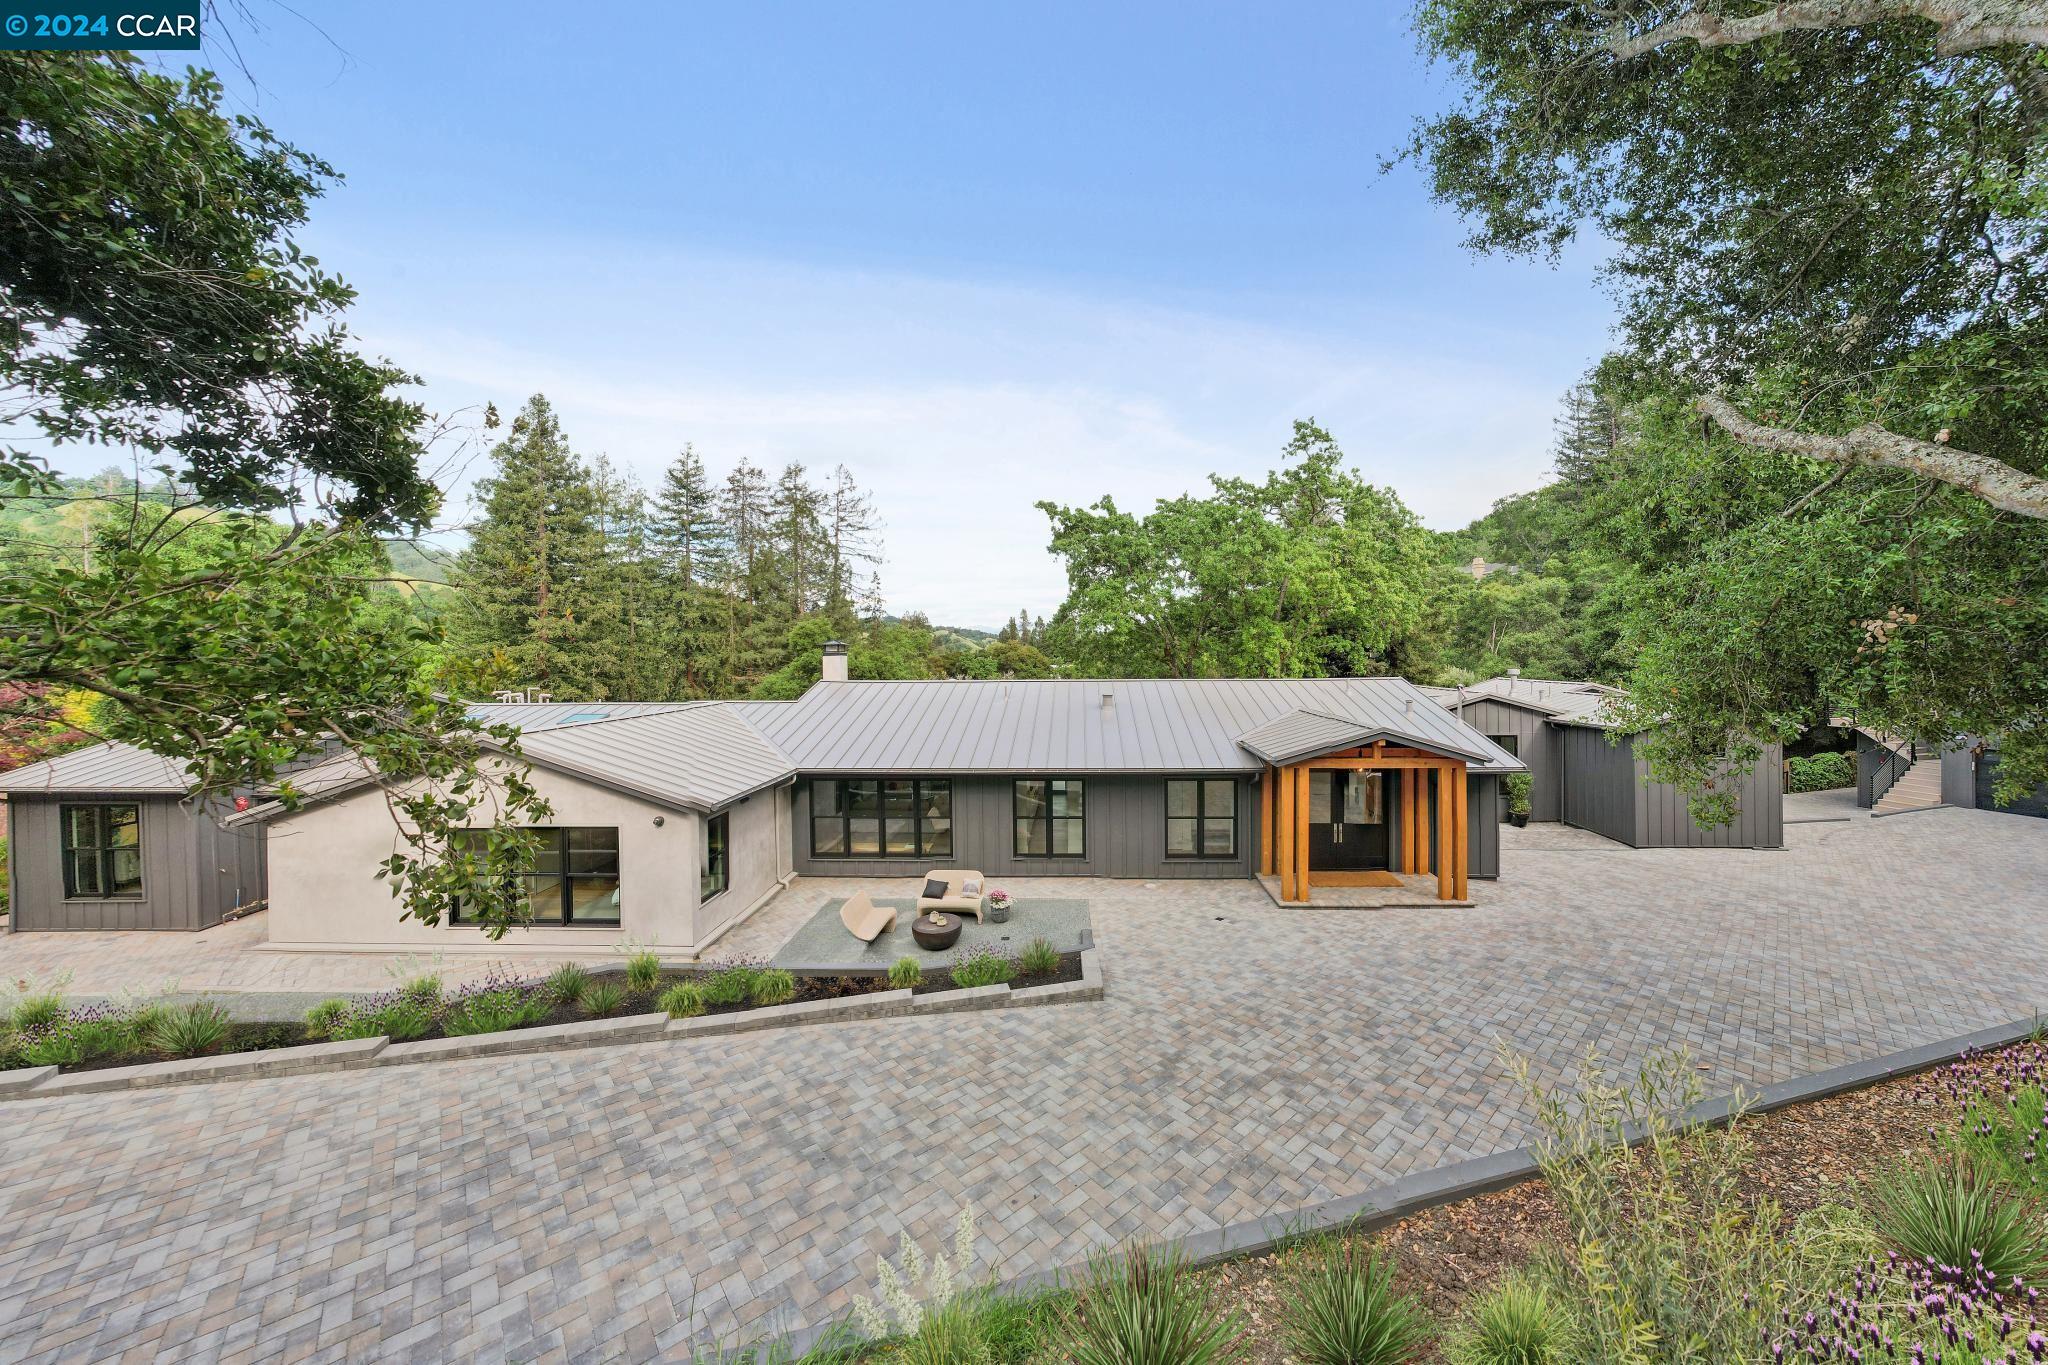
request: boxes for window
[701,812,729,901]
[61,804,142,898]
[810,779,951,858]
[1166,779,1237,858]
[450,827,620,926]
[1489,734,1519,758]
[1014,778,1085,857]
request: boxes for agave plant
[1282,1241,1425,1365]
[1060,1243,1244,1365]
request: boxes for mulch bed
[1192,1051,1959,1363]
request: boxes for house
[0,743,266,931]
[1419,671,1785,849]
[0,648,1525,949]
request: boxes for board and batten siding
[1632,740,1783,849]
[1556,726,1640,845]
[5,793,261,931]
[793,774,1259,881]
[1443,698,1562,823]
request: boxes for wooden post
[1401,769,1416,873]
[1277,763,1296,900]
[1418,768,1433,884]
[1452,764,1469,900]
[1294,763,1312,900]
[1261,766,1277,877]
[1435,762,1454,902]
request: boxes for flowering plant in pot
[986,888,1012,922]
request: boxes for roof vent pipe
[1505,666,1520,694]
[1100,687,1115,712]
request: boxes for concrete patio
[1,804,2044,1363]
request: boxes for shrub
[896,1291,994,1365]
[148,1001,232,1058]
[626,951,662,992]
[332,990,437,1042]
[1018,939,1060,977]
[122,1002,173,1050]
[546,962,590,1007]
[1281,1241,1425,1365]
[949,947,1016,990]
[658,982,706,1019]
[399,972,442,1006]
[702,963,760,1007]
[1786,751,1856,792]
[9,991,63,1034]
[889,957,924,989]
[750,968,797,1007]
[1875,1157,2048,1284]
[304,998,352,1039]
[0,1026,23,1070]
[20,1008,130,1067]
[1504,771,1533,817]
[1059,1243,1243,1365]
[443,987,547,1036]
[1442,1273,1578,1365]
[582,980,628,1017]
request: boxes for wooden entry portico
[1259,742,1469,903]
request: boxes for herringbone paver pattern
[1,807,2043,1363]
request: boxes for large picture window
[61,803,142,898]
[451,827,621,926]
[1166,779,1237,858]
[810,779,952,859]
[701,812,729,901]
[1014,778,1085,857]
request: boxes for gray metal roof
[512,704,793,810]
[0,742,189,794]
[1419,676,1624,728]
[731,677,1523,774]
[464,701,699,731]
[1234,709,1500,767]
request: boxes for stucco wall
[696,784,792,946]
[265,766,703,951]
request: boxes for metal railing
[1868,739,1918,805]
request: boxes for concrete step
[1875,763,1943,813]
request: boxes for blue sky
[140,1,1613,626]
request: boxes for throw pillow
[922,877,950,900]
[961,877,983,895]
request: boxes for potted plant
[1505,772,1533,827]
[986,887,1012,923]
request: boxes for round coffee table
[911,912,962,951]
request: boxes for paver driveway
[2,806,2045,1363]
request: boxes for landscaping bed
[1,941,1084,1077]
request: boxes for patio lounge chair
[840,890,897,943]
[916,869,987,922]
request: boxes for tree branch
[1607,2,2048,61]
[1698,393,2048,518]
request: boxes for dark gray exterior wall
[6,793,264,931]
[1556,725,1640,845]
[1445,699,1562,822]
[1941,740,1978,808]
[792,774,1259,881]
[790,769,1502,883]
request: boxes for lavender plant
[1769,1250,2046,1362]
[701,958,765,1007]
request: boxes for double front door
[1308,770,1389,871]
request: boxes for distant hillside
[882,615,997,652]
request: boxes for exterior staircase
[1873,754,1944,814]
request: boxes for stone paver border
[772,1009,2045,1358]
[0,947,1104,1101]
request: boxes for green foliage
[888,957,924,989]
[1784,753,1855,794]
[1059,1243,1245,1365]
[1951,1077,2048,1190]
[702,964,760,1007]
[1875,1159,2048,1285]
[0,1026,22,1070]
[1018,939,1060,977]
[1040,421,1436,678]
[546,962,590,1007]
[400,973,443,1006]
[8,991,62,1034]
[581,980,628,1017]
[948,948,1016,990]
[658,982,707,1019]
[1504,772,1533,817]
[1280,1241,1426,1365]
[749,969,798,1007]
[892,1292,993,1365]
[1441,1274,1578,1365]
[442,988,549,1037]
[335,994,437,1042]
[304,998,352,1040]
[146,1002,231,1059]
[626,951,663,993]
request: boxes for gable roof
[1234,709,1499,767]
[0,742,189,795]
[1417,676,1625,728]
[510,703,793,810]
[731,676,1522,774]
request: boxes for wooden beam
[1436,762,1454,902]
[1260,766,1276,876]
[1453,764,1470,900]
[1277,763,1296,901]
[1303,756,1462,770]
[1294,763,1311,905]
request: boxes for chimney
[821,640,849,683]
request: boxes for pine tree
[718,459,772,604]
[824,464,879,611]
[446,395,604,696]
[649,444,729,589]
[769,463,829,617]
[1552,379,1621,490]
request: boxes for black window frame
[60,802,144,899]
[701,811,730,902]
[1013,777,1086,858]
[808,778,953,860]
[1164,778,1238,859]
[1488,733,1520,758]
[449,826,621,927]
